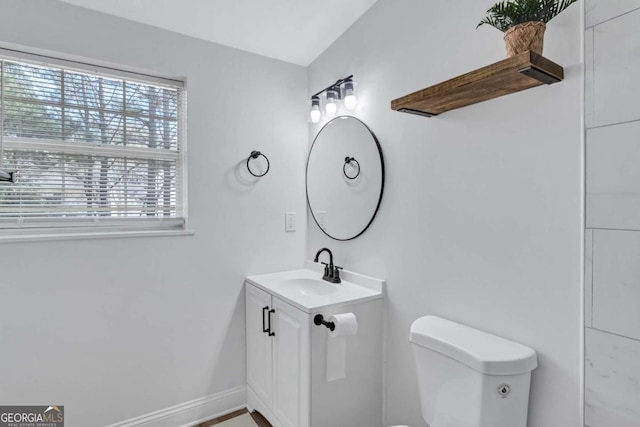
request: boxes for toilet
[391,315,538,427]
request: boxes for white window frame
[0,47,189,241]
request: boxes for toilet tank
[409,316,538,427]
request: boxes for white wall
[307,1,583,426]
[584,1,640,426]
[0,1,307,426]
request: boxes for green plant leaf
[477,0,578,32]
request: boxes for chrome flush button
[498,384,511,398]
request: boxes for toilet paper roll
[328,313,358,338]
[326,313,358,382]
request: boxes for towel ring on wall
[343,157,360,180]
[247,151,270,178]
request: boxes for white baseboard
[106,385,247,427]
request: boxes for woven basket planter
[503,21,546,57]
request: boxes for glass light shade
[325,89,338,117]
[310,97,321,123]
[325,101,337,117]
[344,89,357,110]
[310,105,321,123]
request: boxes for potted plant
[477,0,577,57]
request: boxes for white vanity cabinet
[245,266,385,427]
[246,283,310,427]
[245,284,274,408]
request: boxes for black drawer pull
[262,306,269,333]
[268,309,276,336]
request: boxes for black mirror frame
[306,115,385,241]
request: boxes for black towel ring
[343,157,360,180]
[247,151,270,178]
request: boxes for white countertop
[245,262,385,313]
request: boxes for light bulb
[310,107,321,123]
[325,89,338,117]
[309,97,321,123]
[325,101,337,117]
[344,91,357,110]
[342,81,357,110]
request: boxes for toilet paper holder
[314,314,335,331]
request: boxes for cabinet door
[246,284,273,406]
[271,297,310,427]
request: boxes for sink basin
[280,278,339,296]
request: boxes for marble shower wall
[585,1,640,425]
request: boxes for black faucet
[314,248,342,284]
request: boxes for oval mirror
[306,116,384,241]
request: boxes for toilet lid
[410,316,538,375]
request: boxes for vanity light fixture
[309,75,357,122]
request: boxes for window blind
[0,52,186,232]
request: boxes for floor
[198,409,272,427]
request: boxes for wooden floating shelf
[391,51,564,117]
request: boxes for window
[0,49,186,234]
